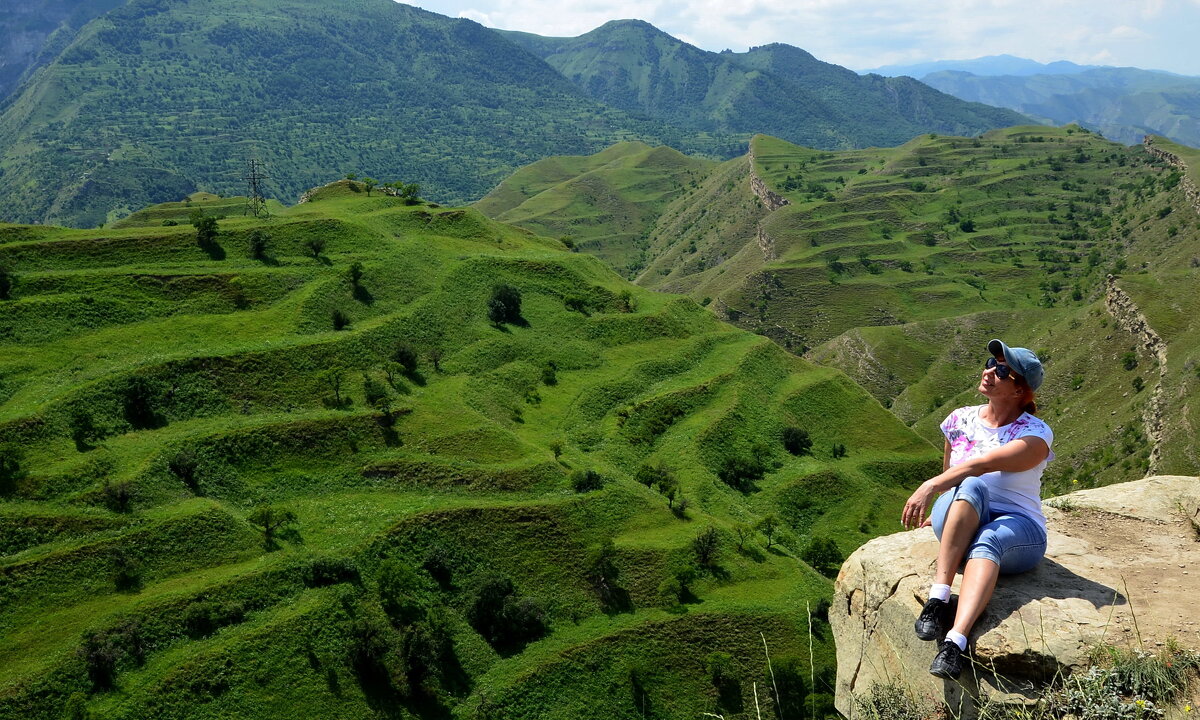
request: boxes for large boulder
[832,475,1200,718]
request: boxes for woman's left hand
[902,483,935,530]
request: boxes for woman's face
[978,355,1020,399]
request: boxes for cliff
[832,475,1200,718]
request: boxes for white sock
[929,583,951,602]
[945,630,967,651]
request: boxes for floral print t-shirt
[940,405,1055,529]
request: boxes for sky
[405,0,1200,75]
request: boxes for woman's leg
[949,557,1000,635]
[930,476,991,587]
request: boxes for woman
[901,339,1053,680]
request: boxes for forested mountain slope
[0,0,702,228]
[502,20,1030,149]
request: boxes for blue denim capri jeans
[930,476,1047,574]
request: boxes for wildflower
[1135,699,1146,708]
[1185,704,1192,713]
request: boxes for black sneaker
[914,597,951,641]
[929,639,965,679]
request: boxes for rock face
[832,475,1200,718]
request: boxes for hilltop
[501,20,1029,148]
[0,181,939,718]
[479,126,1200,495]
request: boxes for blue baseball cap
[987,339,1044,391]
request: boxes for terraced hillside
[475,141,714,277]
[484,126,1200,493]
[0,183,939,719]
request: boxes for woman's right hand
[902,483,935,530]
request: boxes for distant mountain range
[865,54,1102,78]
[865,55,1200,147]
[0,1,1026,227]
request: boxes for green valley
[0,181,939,718]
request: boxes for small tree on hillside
[362,177,377,196]
[757,513,781,549]
[391,343,419,375]
[782,426,812,456]
[248,229,269,260]
[248,505,298,550]
[399,183,421,204]
[692,526,720,568]
[319,366,347,408]
[189,210,219,246]
[802,536,844,578]
[305,236,326,259]
[487,284,522,325]
[348,262,364,287]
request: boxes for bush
[570,468,605,493]
[422,545,454,587]
[111,549,141,591]
[831,443,848,459]
[0,265,13,300]
[362,373,391,413]
[331,308,351,330]
[488,284,522,325]
[391,343,419,374]
[306,556,360,587]
[717,453,766,492]
[781,426,812,455]
[467,573,546,650]
[541,362,557,386]
[802,536,844,578]
[248,229,269,259]
[348,261,364,286]
[69,408,104,449]
[634,462,671,489]
[378,559,424,624]
[0,444,26,495]
[403,611,454,695]
[585,540,622,609]
[79,621,144,691]
[564,294,590,314]
[102,481,134,513]
[122,376,165,430]
[183,600,245,638]
[305,236,326,258]
[692,526,721,567]
[1122,351,1138,371]
[168,449,200,493]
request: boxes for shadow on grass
[353,284,375,305]
[198,238,226,260]
[737,544,767,563]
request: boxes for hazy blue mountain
[501,20,1030,149]
[921,67,1200,146]
[865,54,1100,78]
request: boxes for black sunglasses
[985,356,1013,380]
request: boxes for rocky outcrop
[832,475,1200,718]
[747,145,791,213]
[1105,275,1169,474]
[746,142,789,263]
[1143,137,1200,217]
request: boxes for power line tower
[243,158,269,218]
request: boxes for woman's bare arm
[902,436,1049,529]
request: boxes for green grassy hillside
[486,127,1200,493]
[0,182,938,718]
[474,141,714,276]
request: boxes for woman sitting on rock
[901,339,1053,680]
